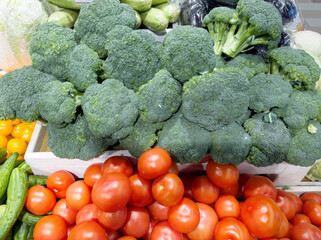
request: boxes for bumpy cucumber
[17,162,33,175]
[28,175,47,188]
[26,224,35,240]
[13,221,30,240]
[18,208,45,226]
[0,205,6,219]
[0,152,19,201]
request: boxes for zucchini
[48,9,79,28]
[141,8,169,32]
[151,0,167,6]
[18,209,45,226]
[17,162,33,175]
[154,2,180,23]
[13,221,30,240]
[134,10,142,29]
[47,0,81,10]
[0,152,19,201]
[121,0,152,12]
[28,175,47,188]
[0,148,7,165]
[0,168,28,240]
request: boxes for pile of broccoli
[0,0,321,168]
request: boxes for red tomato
[168,161,179,175]
[33,215,67,240]
[220,183,239,197]
[76,203,99,225]
[141,218,159,240]
[274,212,290,238]
[152,172,184,207]
[289,222,321,240]
[66,180,91,211]
[290,213,311,225]
[150,221,184,240]
[138,147,172,180]
[67,224,75,237]
[102,156,133,177]
[180,174,197,200]
[25,185,56,215]
[206,160,239,189]
[275,189,296,220]
[168,197,200,234]
[121,206,150,238]
[243,176,277,200]
[68,220,108,240]
[84,163,103,187]
[92,172,131,212]
[129,173,153,207]
[52,198,78,226]
[214,194,240,219]
[213,217,250,240]
[147,201,170,221]
[117,237,136,240]
[98,206,128,231]
[303,200,321,226]
[241,196,283,239]
[236,174,253,201]
[287,192,303,214]
[301,192,321,205]
[106,230,122,240]
[187,202,219,240]
[47,170,75,198]
[191,175,220,204]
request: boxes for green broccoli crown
[161,25,216,83]
[68,44,104,92]
[103,28,162,91]
[82,79,140,138]
[182,70,250,131]
[137,69,182,123]
[203,7,236,26]
[268,46,321,90]
[158,111,212,164]
[74,0,137,58]
[30,22,77,80]
[210,122,252,165]
[0,66,58,122]
[105,25,134,54]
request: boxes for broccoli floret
[249,73,293,112]
[244,112,291,166]
[30,22,77,80]
[268,46,321,90]
[287,120,321,166]
[103,28,162,91]
[161,25,216,83]
[210,122,252,165]
[182,70,249,131]
[105,25,134,54]
[158,112,212,164]
[39,81,83,126]
[0,66,57,122]
[137,69,182,123]
[74,0,137,58]
[68,44,104,92]
[47,115,116,160]
[81,79,140,138]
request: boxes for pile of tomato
[26,148,321,240]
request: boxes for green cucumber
[154,2,180,23]
[0,148,7,165]
[141,8,169,32]
[0,191,6,205]
[27,224,34,240]
[4,229,12,240]
[13,221,30,240]
[28,175,47,188]
[47,0,81,10]
[0,205,6,219]
[0,152,19,201]
[17,162,33,175]
[48,9,79,28]
[18,209,45,226]
[121,0,152,12]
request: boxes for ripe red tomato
[300,192,321,205]
[206,160,239,189]
[290,213,311,225]
[138,147,172,180]
[33,215,67,240]
[106,230,122,240]
[47,170,75,198]
[102,156,133,177]
[152,172,184,207]
[84,163,103,187]
[67,224,75,237]
[243,176,277,200]
[303,200,321,226]
[25,185,56,215]
[287,192,303,214]
[168,161,179,175]
[117,237,137,240]
[68,220,108,240]
[150,221,184,240]
[98,206,128,231]
[214,194,240,219]
[66,180,91,211]
[147,201,170,221]
[141,218,159,240]
[236,174,253,201]
[180,174,197,200]
[129,173,153,207]
[289,222,321,240]
[92,172,131,212]
[52,198,78,226]
[220,183,239,196]
[275,189,296,220]
[121,206,150,238]
[213,217,250,240]
[191,175,220,204]
[76,203,99,225]
[274,211,290,238]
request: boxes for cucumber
[0,191,6,205]
[47,0,81,10]
[27,224,34,240]
[121,0,152,12]
[28,175,47,188]
[13,221,30,240]
[17,162,33,175]
[18,208,45,226]
[0,148,7,165]
[155,2,180,23]
[0,205,6,219]
[48,9,79,28]
[4,229,12,240]
[141,8,169,32]
[0,152,19,201]
[0,168,28,239]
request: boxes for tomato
[236,174,253,201]
[67,224,75,237]
[25,185,56,215]
[138,147,172,180]
[147,200,170,221]
[0,120,13,136]
[47,170,76,198]
[241,196,283,239]
[152,172,184,207]
[106,230,122,240]
[275,189,296,220]
[98,206,128,231]
[206,160,239,189]
[76,203,99,225]
[243,176,277,200]
[92,172,131,212]
[289,222,321,240]
[10,119,21,125]
[33,215,67,240]
[52,198,78,226]
[150,221,184,240]
[168,197,200,234]
[187,202,219,240]
[20,125,33,142]
[11,123,26,138]
[214,194,240,219]
[301,192,321,205]
[191,175,220,204]
[302,200,321,226]
[287,192,303,214]
[84,163,103,187]
[274,212,290,238]
[290,213,311,225]
[66,180,92,211]
[141,218,159,240]
[168,161,179,175]
[102,156,133,177]
[214,217,250,240]
[180,174,197,200]
[129,173,153,207]
[6,138,27,155]
[117,237,137,240]
[121,206,150,238]
[0,135,7,149]
[220,183,239,197]
[68,220,108,240]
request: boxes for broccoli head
[74,0,137,58]
[158,112,212,164]
[161,25,216,83]
[268,46,321,90]
[137,69,182,123]
[30,22,77,80]
[210,122,252,165]
[81,79,140,139]
[182,70,250,131]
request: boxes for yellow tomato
[21,121,37,130]
[0,120,13,136]
[21,127,33,143]
[17,154,24,160]
[7,138,27,155]
[11,123,27,138]
[10,119,21,126]
[0,135,8,148]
